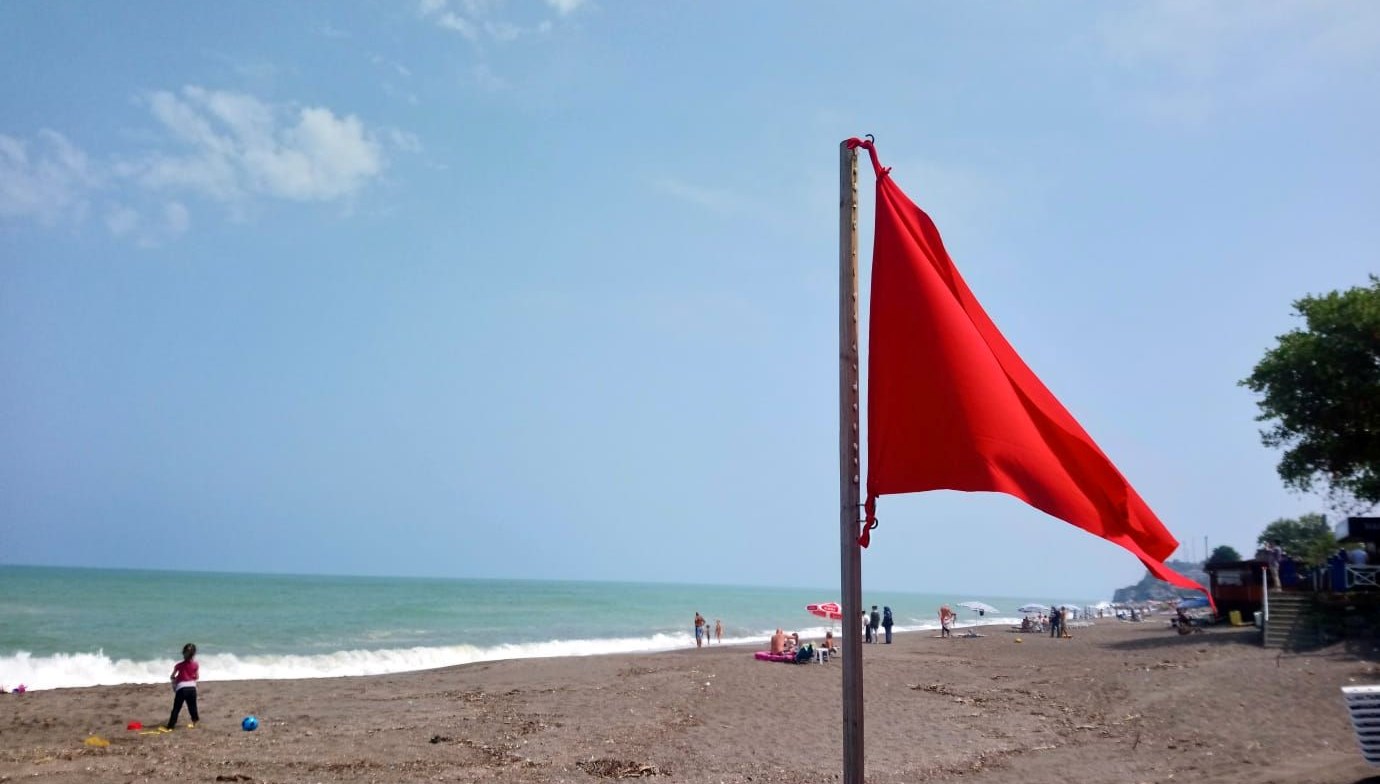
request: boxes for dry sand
[3,621,1380,783]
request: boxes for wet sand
[3,620,1378,783]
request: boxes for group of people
[1046,606,1071,638]
[1015,608,1073,637]
[692,612,723,648]
[770,627,836,661]
[862,605,894,644]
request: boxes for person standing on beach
[939,605,955,638]
[882,606,894,644]
[862,610,871,643]
[714,619,722,644]
[694,612,706,648]
[166,643,199,730]
[869,606,880,644]
[1049,606,1062,639]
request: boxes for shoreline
[2,620,1375,783]
[2,617,1031,693]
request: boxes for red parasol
[806,602,844,621]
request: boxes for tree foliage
[1241,276,1380,510]
[1206,545,1242,564]
[1257,513,1336,565]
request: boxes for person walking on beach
[714,619,722,644]
[1049,606,1062,639]
[939,605,955,638]
[882,606,894,644]
[861,610,871,643]
[694,612,706,648]
[869,606,880,644]
[166,643,199,730]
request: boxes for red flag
[852,138,1206,598]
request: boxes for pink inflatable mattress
[754,651,795,663]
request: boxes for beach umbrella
[957,601,999,615]
[1018,603,1050,614]
[806,602,844,621]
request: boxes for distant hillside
[1111,560,1208,603]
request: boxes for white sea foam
[0,618,1023,691]
[0,633,676,691]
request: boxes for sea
[0,565,1078,691]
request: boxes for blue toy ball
[241,715,259,732]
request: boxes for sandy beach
[2,620,1377,784]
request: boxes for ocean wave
[0,618,1023,691]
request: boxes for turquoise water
[0,565,1078,690]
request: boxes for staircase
[1264,591,1324,649]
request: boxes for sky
[2,2,1378,600]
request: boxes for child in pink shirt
[166,643,200,729]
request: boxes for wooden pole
[838,139,864,784]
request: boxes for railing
[1347,565,1380,590]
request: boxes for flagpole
[838,139,865,784]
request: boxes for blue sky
[2,2,1377,599]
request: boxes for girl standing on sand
[714,619,722,644]
[166,643,200,730]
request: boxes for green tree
[1257,513,1336,565]
[1206,545,1242,564]
[1241,276,1380,510]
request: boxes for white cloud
[99,200,191,247]
[1100,0,1380,123]
[163,201,190,237]
[370,54,412,77]
[2,87,408,243]
[435,11,480,41]
[104,204,140,237]
[0,130,98,226]
[132,86,385,204]
[485,20,523,42]
[385,128,423,153]
[545,0,584,15]
[418,0,569,42]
